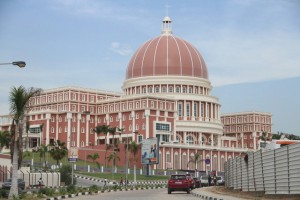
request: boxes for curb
[191,191,224,200]
[45,185,167,200]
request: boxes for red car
[167,174,191,194]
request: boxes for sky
[0,0,299,135]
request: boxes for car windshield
[171,175,186,180]
[201,176,208,180]
[217,177,223,180]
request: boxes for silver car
[2,178,25,190]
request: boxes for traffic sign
[205,158,210,165]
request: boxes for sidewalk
[191,187,247,200]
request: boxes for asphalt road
[72,188,200,200]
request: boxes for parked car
[200,175,209,187]
[216,176,225,185]
[185,173,195,189]
[167,174,191,194]
[2,178,25,190]
[193,177,201,188]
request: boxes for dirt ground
[205,186,300,200]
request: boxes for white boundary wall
[225,142,300,194]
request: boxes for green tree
[0,130,11,152]
[49,140,68,166]
[60,165,76,186]
[259,131,269,147]
[188,152,201,176]
[93,124,111,167]
[107,151,120,173]
[129,141,139,183]
[87,153,99,163]
[8,86,41,199]
[38,144,48,169]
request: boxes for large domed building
[0,17,272,174]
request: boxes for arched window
[189,87,193,93]
[174,152,179,170]
[189,153,195,169]
[155,86,159,93]
[162,86,167,93]
[168,86,173,93]
[186,135,194,144]
[212,155,218,171]
[182,86,187,93]
[148,87,153,93]
[176,86,181,93]
[182,153,187,170]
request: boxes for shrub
[60,165,77,186]
[89,185,99,193]
[66,184,76,194]
[38,187,55,196]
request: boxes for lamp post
[0,61,26,68]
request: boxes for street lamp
[0,61,26,68]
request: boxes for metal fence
[224,142,300,194]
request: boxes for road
[72,188,200,200]
[76,177,104,188]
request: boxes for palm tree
[259,131,268,148]
[49,140,68,166]
[93,124,111,167]
[38,144,48,169]
[129,141,139,183]
[87,153,99,163]
[107,151,120,174]
[188,152,201,176]
[8,86,41,199]
[108,127,117,148]
[0,130,11,152]
[104,144,112,167]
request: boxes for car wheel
[168,188,171,194]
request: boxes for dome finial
[161,16,172,35]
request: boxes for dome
[125,17,208,80]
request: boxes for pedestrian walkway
[191,187,247,200]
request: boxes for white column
[241,132,244,148]
[211,134,214,147]
[218,150,220,172]
[162,147,165,169]
[253,132,256,150]
[183,100,187,120]
[192,100,195,121]
[183,131,187,144]
[132,111,136,141]
[45,113,51,145]
[199,132,202,145]
[67,113,72,149]
[77,114,81,147]
[86,114,90,146]
[145,109,150,139]
[55,114,59,141]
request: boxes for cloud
[110,42,133,56]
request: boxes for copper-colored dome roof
[126,17,208,80]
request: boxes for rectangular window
[156,123,170,131]
[186,103,190,117]
[201,103,204,117]
[138,135,143,143]
[178,103,182,117]
[194,102,197,117]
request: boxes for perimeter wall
[224,142,300,194]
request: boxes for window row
[125,85,209,96]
